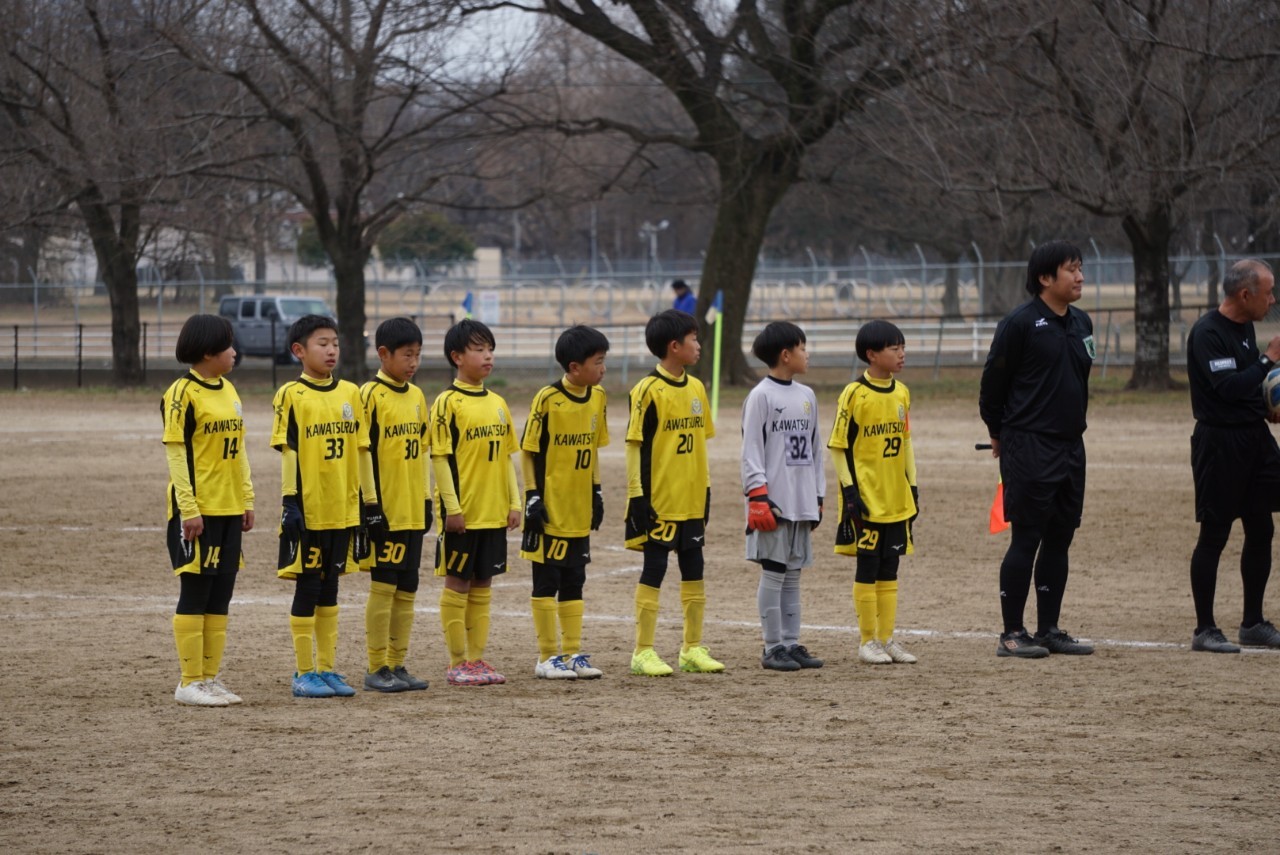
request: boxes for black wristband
[1261,354,1274,370]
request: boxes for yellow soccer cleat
[630,648,674,677]
[678,645,725,673]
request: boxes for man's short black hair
[376,317,423,352]
[751,321,806,368]
[555,324,610,372]
[288,314,339,350]
[443,318,496,369]
[645,309,699,359]
[855,319,905,364]
[671,279,689,292]
[175,314,234,365]
[1025,240,1083,296]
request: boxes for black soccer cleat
[996,630,1049,659]
[1238,620,1280,649]
[1191,626,1241,654]
[786,644,825,668]
[364,665,410,693]
[761,646,801,672]
[1034,627,1094,655]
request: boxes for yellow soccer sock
[465,587,493,662]
[202,614,229,681]
[634,584,661,653]
[558,599,584,658]
[173,614,204,686]
[315,605,340,673]
[388,589,416,669]
[876,580,899,643]
[531,596,560,660]
[680,580,706,653]
[290,614,317,674]
[853,582,878,645]
[439,588,469,667]
[365,581,396,672]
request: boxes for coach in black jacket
[1185,259,1280,654]
[979,240,1096,660]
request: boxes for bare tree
[901,0,1280,389]
[496,0,933,382]
[164,0,513,380]
[0,0,215,383]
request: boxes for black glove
[910,485,919,523]
[591,484,604,531]
[281,495,303,539]
[811,496,823,531]
[524,490,548,534]
[841,484,869,527]
[424,498,434,534]
[625,495,651,541]
[362,502,387,538]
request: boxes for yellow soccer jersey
[626,365,715,521]
[828,374,916,523]
[521,380,610,538]
[271,376,369,530]
[360,373,430,531]
[161,373,253,517]
[430,382,520,529]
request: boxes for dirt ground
[2,374,1278,854]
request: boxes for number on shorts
[304,547,323,569]
[378,541,406,564]
[446,549,471,571]
[546,538,569,560]
[649,520,677,542]
[857,528,880,551]
[202,546,222,567]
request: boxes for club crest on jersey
[1083,335,1096,359]
[691,397,703,415]
[234,401,243,417]
[342,402,354,421]
[803,400,811,416]
[591,414,598,431]
[898,404,906,422]
[497,408,507,424]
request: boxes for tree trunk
[694,153,797,385]
[1200,210,1219,309]
[330,247,370,382]
[79,194,144,385]
[1122,206,1176,390]
[940,250,961,319]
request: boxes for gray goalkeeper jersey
[740,375,826,521]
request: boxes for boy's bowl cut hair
[555,325,611,372]
[855,319,906,364]
[644,309,699,359]
[376,316,423,352]
[1025,240,1083,296]
[443,318,496,368]
[288,314,339,350]
[751,321,806,368]
[175,314,234,365]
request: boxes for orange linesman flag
[988,478,1010,534]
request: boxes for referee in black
[1185,258,1280,653]
[980,240,1096,659]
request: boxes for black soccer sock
[878,553,900,582]
[531,563,562,599]
[291,572,322,618]
[999,523,1043,634]
[676,546,704,582]
[1033,519,1075,634]
[1190,519,1231,630]
[638,541,670,588]
[558,565,585,602]
[1240,512,1273,628]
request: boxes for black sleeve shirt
[1186,309,1268,426]
[979,296,1095,439]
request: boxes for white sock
[757,568,785,649]
[781,568,802,647]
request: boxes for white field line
[2,587,1273,654]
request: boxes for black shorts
[999,430,1086,528]
[167,514,243,576]
[626,518,706,553]
[519,531,592,567]
[1191,422,1280,523]
[835,518,910,558]
[360,529,425,573]
[278,528,355,580]
[434,528,508,580]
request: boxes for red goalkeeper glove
[746,485,780,532]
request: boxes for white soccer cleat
[175,681,230,707]
[534,654,578,680]
[881,638,918,664]
[203,677,244,703]
[858,640,892,665]
[565,653,604,679]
